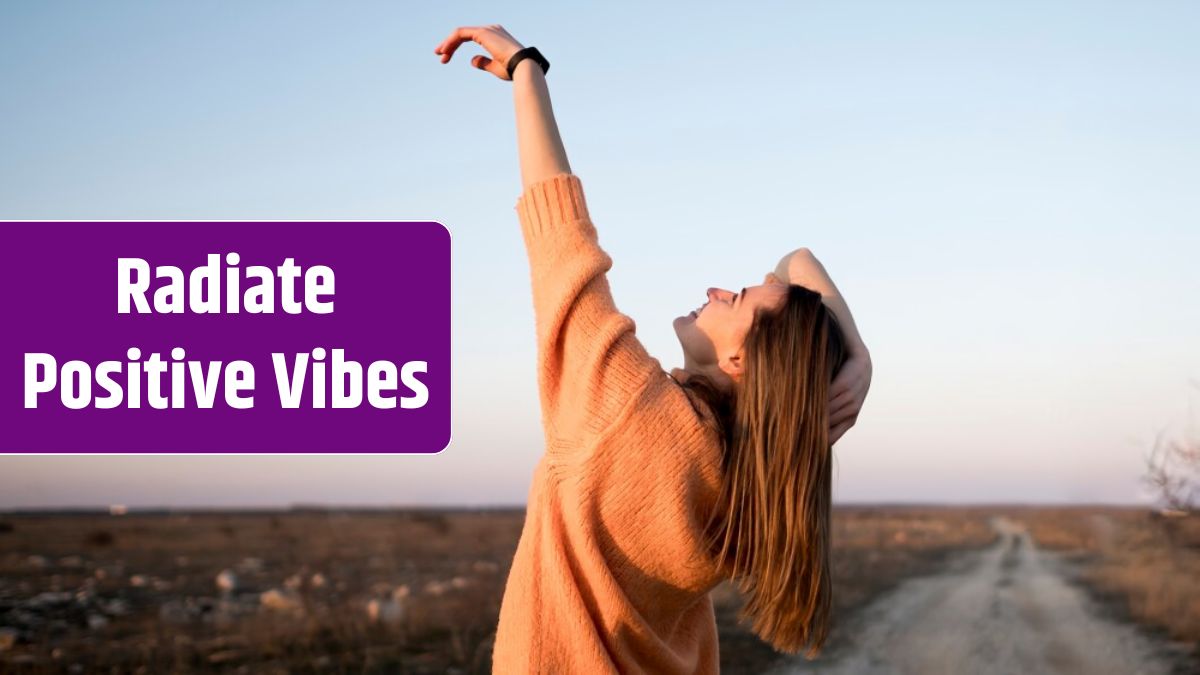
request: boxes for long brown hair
[682,283,849,657]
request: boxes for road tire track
[769,518,1192,674]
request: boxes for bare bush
[1144,383,1200,514]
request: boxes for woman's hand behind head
[829,348,871,444]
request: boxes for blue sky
[2,1,1197,507]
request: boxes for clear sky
[2,1,1197,508]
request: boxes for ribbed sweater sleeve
[514,174,662,453]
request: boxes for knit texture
[493,174,729,674]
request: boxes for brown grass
[0,507,996,674]
[1014,506,1200,646]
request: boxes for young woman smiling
[436,24,872,674]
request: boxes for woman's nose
[707,287,729,301]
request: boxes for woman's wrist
[510,56,542,81]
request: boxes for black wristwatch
[506,46,550,80]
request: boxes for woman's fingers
[829,385,854,411]
[830,418,853,445]
[435,25,525,80]
[829,401,857,429]
[434,26,482,63]
[471,55,505,79]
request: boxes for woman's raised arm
[434,25,571,190]
[435,26,663,452]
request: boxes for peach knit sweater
[493,174,729,674]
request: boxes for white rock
[129,575,148,588]
[259,589,303,613]
[215,570,238,594]
[366,599,404,625]
[29,591,72,608]
[472,560,500,574]
[86,614,108,630]
[310,573,328,589]
[103,599,130,616]
[366,584,410,625]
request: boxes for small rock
[215,570,238,594]
[29,591,73,608]
[208,649,244,664]
[129,574,148,588]
[0,627,19,651]
[87,614,109,630]
[366,598,405,625]
[366,584,410,625]
[103,599,130,616]
[26,555,48,569]
[159,600,191,625]
[472,560,500,574]
[259,589,302,613]
[310,572,328,589]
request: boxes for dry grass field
[1013,506,1200,647]
[0,507,995,674]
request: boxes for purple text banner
[2,222,451,453]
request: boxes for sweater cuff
[514,173,592,238]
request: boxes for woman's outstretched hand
[829,348,871,445]
[434,25,526,81]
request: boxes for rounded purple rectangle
[1,221,451,453]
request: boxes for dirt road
[771,518,1189,675]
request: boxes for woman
[435,25,872,674]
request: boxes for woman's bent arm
[774,248,872,443]
[774,248,865,354]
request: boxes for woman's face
[673,276,788,381]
